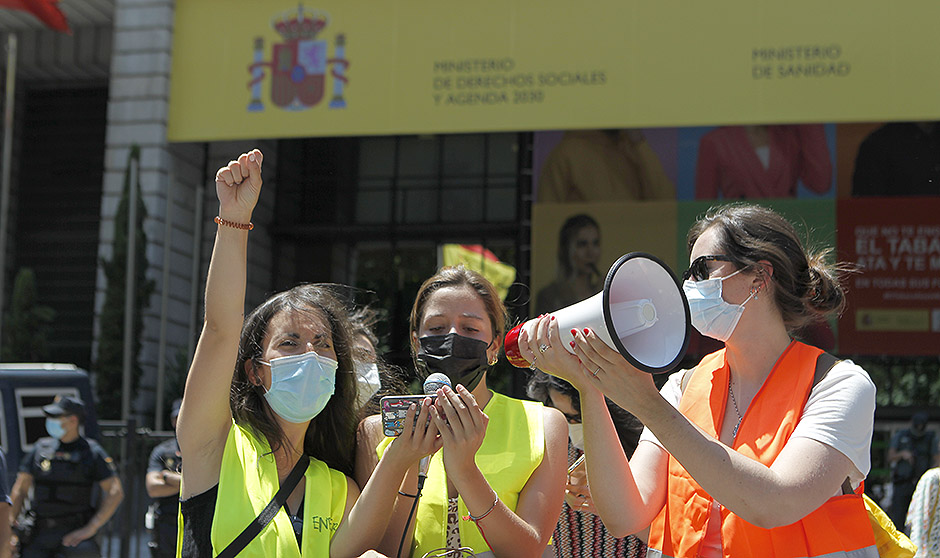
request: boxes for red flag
[0,0,70,33]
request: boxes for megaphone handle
[505,322,533,368]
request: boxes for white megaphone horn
[506,252,691,374]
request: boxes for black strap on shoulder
[215,453,310,558]
[813,352,855,496]
[813,351,839,388]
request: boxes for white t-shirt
[639,358,876,487]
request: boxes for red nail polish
[551,315,556,321]
[582,328,589,335]
[570,329,577,335]
[569,341,575,348]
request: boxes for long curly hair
[231,284,359,476]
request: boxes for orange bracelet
[214,216,254,231]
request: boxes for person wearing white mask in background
[347,305,386,413]
[524,203,879,558]
[526,371,647,557]
[177,150,439,557]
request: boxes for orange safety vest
[648,341,877,558]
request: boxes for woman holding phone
[357,266,569,557]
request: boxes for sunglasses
[682,255,733,282]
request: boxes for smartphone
[380,395,433,437]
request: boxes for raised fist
[215,149,263,222]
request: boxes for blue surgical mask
[682,268,756,342]
[259,351,338,423]
[45,417,66,440]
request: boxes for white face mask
[259,351,338,423]
[682,268,757,342]
[567,422,585,451]
[355,362,381,408]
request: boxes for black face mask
[416,333,491,392]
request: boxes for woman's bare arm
[178,150,264,498]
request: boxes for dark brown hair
[525,370,642,457]
[231,284,358,476]
[409,266,508,358]
[687,203,850,333]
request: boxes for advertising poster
[837,198,940,355]
[529,201,678,318]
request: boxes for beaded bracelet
[214,216,254,231]
[463,493,499,522]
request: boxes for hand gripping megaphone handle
[506,252,691,374]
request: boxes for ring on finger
[591,366,600,377]
[539,344,549,353]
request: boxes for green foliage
[0,268,55,361]
[94,146,155,418]
[853,355,940,408]
[163,347,189,410]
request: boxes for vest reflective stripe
[648,545,879,558]
[649,342,877,558]
[378,392,545,557]
[211,422,347,557]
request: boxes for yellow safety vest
[379,391,544,557]
[182,422,347,557]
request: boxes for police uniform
[147,437,181,558]
[18,400,118,558]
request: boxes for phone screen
[380,395,431,437]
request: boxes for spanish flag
[0,0,70,32]
[442,244,516,301]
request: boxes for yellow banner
[855,309,931,332]
[168,1,940,142]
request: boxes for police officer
[9,395,124,558]
[145,399,182,558]
[888,412,939,531]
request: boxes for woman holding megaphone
[521,204,878,558]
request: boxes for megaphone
[506,252,690,374]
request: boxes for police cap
[42,395,86,420]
